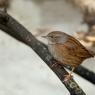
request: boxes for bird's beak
[41,36,48,38]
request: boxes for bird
[0,0,10,12]
[42,31,94,81]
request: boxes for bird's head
[42,31,68,44]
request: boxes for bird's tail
[88,49,95,57]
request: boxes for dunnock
[42,31,94,80]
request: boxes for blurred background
[0,0,95,95]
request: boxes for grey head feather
[47,31,69,45]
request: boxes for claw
[64,67,75,81]
[64,74,73,81]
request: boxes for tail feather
[88,50,95,58]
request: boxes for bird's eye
[54,36,60,38]
[50,36,54,38]
[48,36,54,38]
[49,36,59,38]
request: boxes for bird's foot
[64,74,73,81]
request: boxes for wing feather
[63,36,93,58]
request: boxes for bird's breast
[48,44,65,64]
[48,43,84,67]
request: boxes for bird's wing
[63,36,93,58]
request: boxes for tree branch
[0,11,88,95]
[67,65,95,84]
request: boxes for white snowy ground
[0,0,94,95]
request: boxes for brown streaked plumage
[43,31,94,80]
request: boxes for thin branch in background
[75,66,95,84]
[0,11,87,95]
[65,65,95,84]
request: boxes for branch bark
[0,11,88,95]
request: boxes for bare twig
[66,65,95,84]
[0,11,88,95]
[75,66,95,84]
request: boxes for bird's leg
[64,67,75,81]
